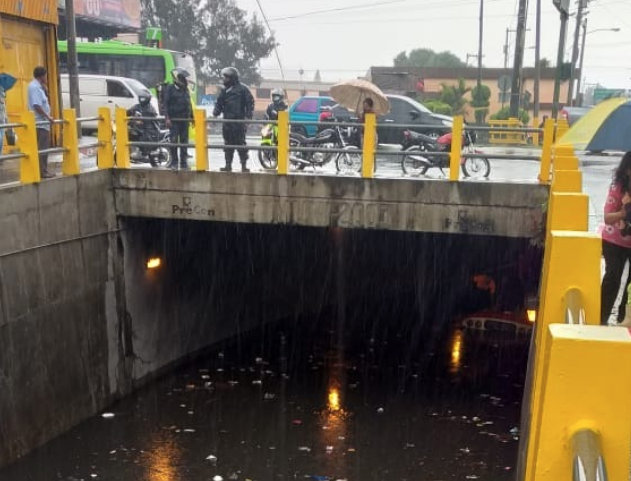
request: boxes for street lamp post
[576,24,621,106]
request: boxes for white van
[60,74,159,132]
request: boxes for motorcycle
[400,129,490,178]
[258,122,279,170]
[121,112,171,167]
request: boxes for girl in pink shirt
[601,151,631,325]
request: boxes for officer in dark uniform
[213,67,255,172]
[265,88,287,121]
[163,68,193,169]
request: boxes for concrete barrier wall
[0,172,124,467]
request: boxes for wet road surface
[1,303,529,481]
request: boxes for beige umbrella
[330,79,390,115]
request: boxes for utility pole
[576,18,587,106]
[567,0,587,106]
[65,0,81,118]
[503,28,511,70]
[509,0,528,118]
[552,7,570,119]
[533,0,542,122]
[477,0,484,93]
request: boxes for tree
[490,106,530,125]
[394,48,466,68]
[423,99,453,116]
[439,78,470,115]
[470,84,491,124]
[141,0,277,85]
[537,58,551,69]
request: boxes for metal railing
[1,106,563,185]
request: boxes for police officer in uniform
[163,68,193,169]
[213,67,255,172]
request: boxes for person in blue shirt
[27,66,54,178]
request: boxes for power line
[253,0,287,87]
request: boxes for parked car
[288,96,351,136]
[559,106,591,126]
[61,74,159,132]
[288,94,453,144]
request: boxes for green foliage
[423,99,453,116]
[470,84,491,124]
[394,48,466,68]
[141,0,277,85]
[490,106,530,125]
[438,78,470,115]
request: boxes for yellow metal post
[524,231,602,481]
[528,324,631,481]
[556,117,570,141]
[532,117,539,147]
[449,115,463,181]
[17,111,41,184]
[538,118,555,183]
[194,108,208,171]
[97,107,114,169]
[62,109,80,176]
[115,107,130,169]
[362,113,376,179]
[277,110,289,175]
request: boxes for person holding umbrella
[0,72,17,155]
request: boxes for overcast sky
[235,0,630,89]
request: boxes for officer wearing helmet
[127,90,160,167]
[163,67,193,169]
[265,88,287,121]
[213,66,255,172]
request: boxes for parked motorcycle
[400,129,490,178]
[118,112,171,167]
[258,123,278,170]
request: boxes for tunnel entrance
[1,218,543,480]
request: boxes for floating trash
[263,393,276,400]
[228,380,239,386]
[510,427,520,436]
[90,474,97,478]
[201,374,211,380]
[101,413,115,419]
[183,428,196,433]
[255,357,264,364]
[377,407,384,414]
[252,380,263,385]
[292,419,303,425]
[466,476,480,480]
[206,454,218,463]
[298,446,312,453]
[325,445,334,453]
[460,447,471,454]
[213,476,224,481]
[404,443,415,449]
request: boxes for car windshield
[394,96,432,114]
[126,78,152,96]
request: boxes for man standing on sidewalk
[27,66,54,178]
[213,67,254,172]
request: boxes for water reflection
[449,328,464,374]
[144,436,182,481]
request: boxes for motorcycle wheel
[258,148,278,170]
[154,146,171,166]
[335,146,362,174]
[402,146,430,176]
[289,137,307,171]
[462,156,490,178]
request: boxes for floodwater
[0,298,529,481]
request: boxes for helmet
[221,67,240,86]
[138,91,151,106]
[171,68,190,83]
[271,88,284,104]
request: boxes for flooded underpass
[0,220,542,481]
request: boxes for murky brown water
[0,306,528,481]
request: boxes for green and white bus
[57,40,198,103]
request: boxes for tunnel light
[146,257,162,269]
[527,309,537,323]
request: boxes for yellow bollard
[449,115,463,181]
[528,324,631,481]
[538,118,555,183]
[17,111,41,184]
[532,117,539,147]
[97,107,114,169]
[194,108,208,171]
[277,110,289,175]
[362,113,376,179]
[523,231,602,481]
[62,108,80,176]
[114,107,130,169]
[556,117,570,142]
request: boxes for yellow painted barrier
[62,109,80,176]
[488,118,527,145]
[97,107,114,169]
[552,144,582,193]
[362,113,376,179]
[449,115,463,181]
[532,324,631,480]
[194,108,208,171]
[114,107,130,169]
[16,111,41,184]
[277,110,289,175]
[556,118,570,141]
